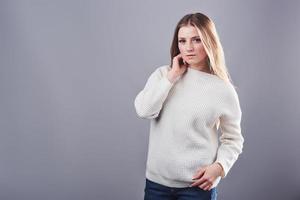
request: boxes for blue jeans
[144,178,217,200]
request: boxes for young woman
[134,12,244,200]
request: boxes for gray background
[1,0,299,200]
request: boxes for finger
[176,53,183,60]
[176,53,182,57]
[207,185,213,191]
[173,53,180,59]
[196,174,208,185]
[172,54,180,62]
[203,183,212,191]
[189,176,207,187]
[199,180,211,190]
[192,168,205,180]
[189,178,204,187]
[189,180,201,187]
[183,60,188,66]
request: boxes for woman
[134,12,244,200]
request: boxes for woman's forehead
[178,26,199,38]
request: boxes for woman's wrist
[214,162,225,178]
[167,71,177,83]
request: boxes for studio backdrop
[0,0,299,200]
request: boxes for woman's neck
[189,65,211,73]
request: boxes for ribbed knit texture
[134,65,244,188]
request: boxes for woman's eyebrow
[178,36,200,39]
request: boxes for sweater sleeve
[134,66,175,119]
[215,84,244,178]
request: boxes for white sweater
[134,65,244,188]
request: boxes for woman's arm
[215,85,244,178]
[134,66,175,119]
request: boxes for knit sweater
[134,65,244,188]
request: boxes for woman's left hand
[189,162,224,191]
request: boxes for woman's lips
[186,55,195,59]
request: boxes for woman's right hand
[167,53,188,83]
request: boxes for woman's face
[178,25,208,67]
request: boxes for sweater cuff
[161,72,176,88]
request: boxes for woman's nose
[186,42,194,51]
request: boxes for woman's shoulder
[218,81,240,104]
[155,64,171,74]
[208,74,238,93]
[149,64,171,78]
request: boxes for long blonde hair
[170,12,232,84]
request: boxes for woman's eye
[178,40,185,43]
[194,38,201,42]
